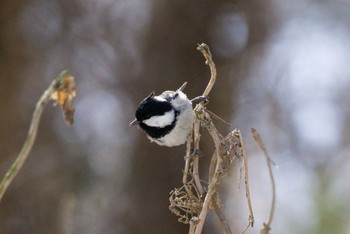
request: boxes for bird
[130,82,207,147]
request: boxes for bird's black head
[134,91,179,139]
[135,91,173,122]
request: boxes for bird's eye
[164,92,179,102]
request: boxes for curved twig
[197,43,217,97]
[240,130,255,232]
[0,71,76,202]
[252,128,275,234]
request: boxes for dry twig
[240,130,255,232]
[252,128,276,234]
[0,71,76,202]
[169,44,254,234]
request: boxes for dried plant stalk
[169,44,254,234]
[252,128,276,234]
[0,71,76,202]
[240,129,255,232]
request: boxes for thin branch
[239,130,255,231]
[213,193,233,234]
[194,43,234,234]
[192,113,205,195]
[197,43,217,97]
[174,44,254,234]
[194,111,221,234]
[251,128,276,234]
[192,157,204,195]
[0,71,76,202]
[183,129,194,195]
[189,217,200,234]
[182,43,218,218]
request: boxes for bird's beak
[129,119,139,126]
[177,82,187,92]
[146,91,156,99]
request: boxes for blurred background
[1,0,350,233]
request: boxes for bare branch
[213,193,233,234]
[251,128,276,234]
[197,43,217,97]
[194,109,222,234]
[171,44,255,234]
[239,130,255,230]
[0,71,76,202]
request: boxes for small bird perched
[130,82,207,147]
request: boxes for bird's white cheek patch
[154,96,166,102]
[143,110,175,128]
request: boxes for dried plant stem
[193,43,233,234]
[197,43,216,97]
[192,116,205,195]
[183,131,194,195]
[194,118,222,234]
[192,157,204,195]
[213,194,233,234]
[0,91,49,202]
[173,44,253,234]
[182,43,216,196]
[192,42,217,197]
[0,71,75,203]
[239,130,255,231]
[251,128,275,234]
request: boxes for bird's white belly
[148,107,193,147]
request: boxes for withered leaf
[50,71,76,125]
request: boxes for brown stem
[213,193,233,234]
[197,43,217,97]
[0,71,75,202]
[239,130,255,231]
[251,129,275,233]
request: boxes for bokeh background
[1,0,350,233]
